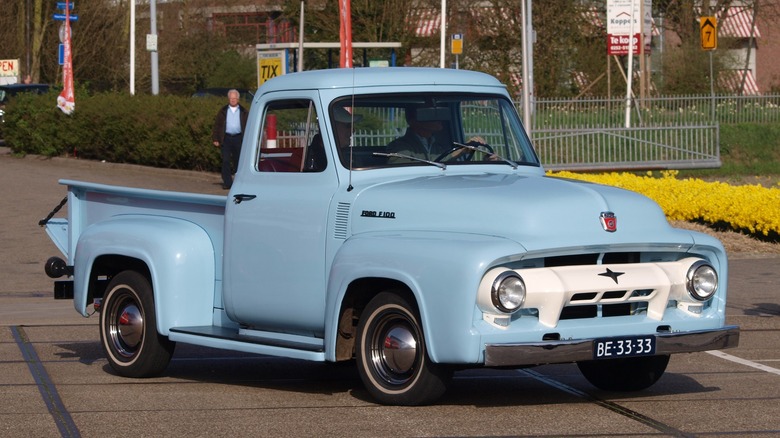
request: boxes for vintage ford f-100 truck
[42,68,739,405]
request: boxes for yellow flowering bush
[548,170,780,239]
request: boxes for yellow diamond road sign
[700,16,717,50]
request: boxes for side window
[257,100,324,173]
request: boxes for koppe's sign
[607,0,652,55]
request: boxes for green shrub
[4,92,225,171]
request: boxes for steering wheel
[434,140,494,162]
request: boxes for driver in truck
[387,107,451,162]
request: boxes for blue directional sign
[59,44,64,65]
[53,13,78,21]
[56,2,74,9]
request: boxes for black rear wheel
[100,270,174,377]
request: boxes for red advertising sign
[608,33,642,55]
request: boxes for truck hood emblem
[598,268,624,284]
[600,211,617,232]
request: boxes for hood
[349,173,690,252]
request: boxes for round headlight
[491,272,526,313]
[686,261,718,301]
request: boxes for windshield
[331,93,539,169]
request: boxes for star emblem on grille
[598,268,625,284]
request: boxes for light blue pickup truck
[42,68,739,405]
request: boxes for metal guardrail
[517,94,779,170]
[533,125,720,171]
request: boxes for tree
[650,0,780,94]
[280,0,420,69]
[0,0,55,82]
[443,0,608,97]
[3,0,777,96]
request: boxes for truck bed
[46,179,227,264]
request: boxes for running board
[169,326,324,353]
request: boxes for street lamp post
[521,0,534,131]
[150,0,159,95]
[298,1,305,72]
[440,0,446,68]
[130,0,135,95]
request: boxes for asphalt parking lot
[1,149,778,437]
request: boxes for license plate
[593,335,656,360]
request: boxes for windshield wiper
[451,142,519,169]
[372,152,447,170]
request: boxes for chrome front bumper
[484,325,740,367]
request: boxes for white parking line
[707,350,780,376]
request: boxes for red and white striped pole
[266,114,277,148]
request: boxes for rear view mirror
[415,107,450,122]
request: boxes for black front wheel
[577,355,670,391]
[100,270,175,378]
[356,292,451,405]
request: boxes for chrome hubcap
[370,313,420,386]
[382,325,417,374]
[110,295,143,359]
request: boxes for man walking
[212,89,248,189]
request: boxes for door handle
[233,194,257,204]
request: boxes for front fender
[73,216,216,333]
[324,231,526,364]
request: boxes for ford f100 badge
[600,211,617,232]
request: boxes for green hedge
[3,92,226,171]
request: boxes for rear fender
[73,216,216,333]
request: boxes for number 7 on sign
[700,16,718,50]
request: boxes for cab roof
[255,67,506,95]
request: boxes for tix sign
[700,16,718,50]
[257,50,287,87]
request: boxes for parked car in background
[0,83,51,143]
[0,83,51,123]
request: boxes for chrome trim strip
[484,325,739,367]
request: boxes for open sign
[0,59,19,77]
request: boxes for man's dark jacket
[212,104,249,144]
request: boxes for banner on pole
[57,0,75,115]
